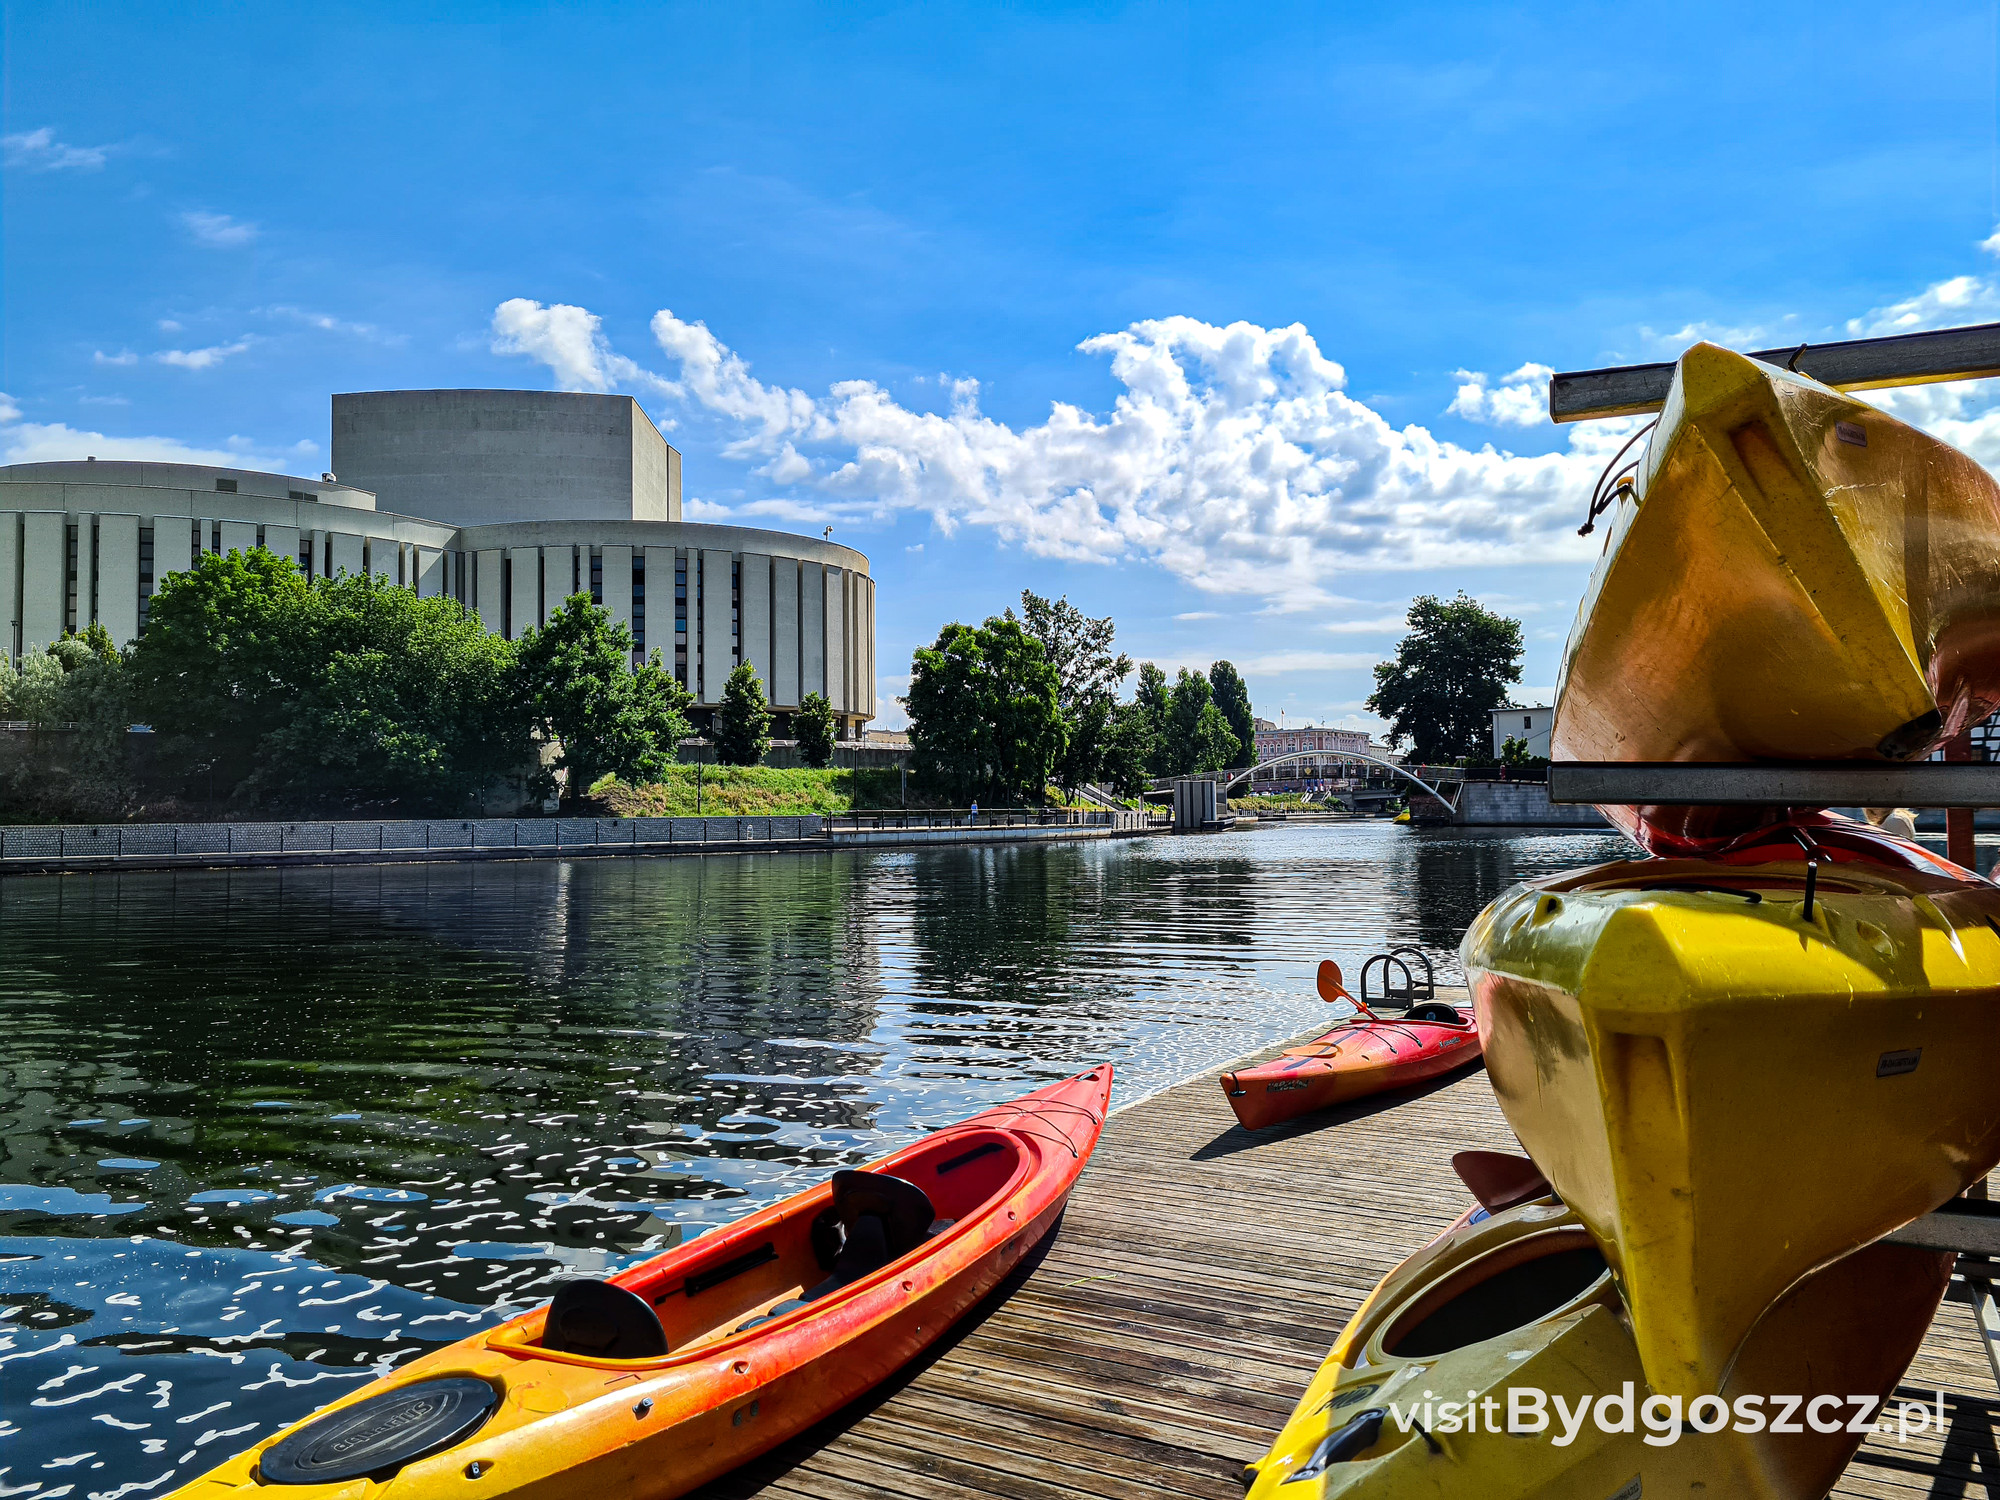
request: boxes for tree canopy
[793,690,836,768]
[1009,590,1132,794]
[1207,661,1255,768]
[715,660,773,766]
[905,616,1064,804]
[1366,593,1524,764]
[515,592,693,803]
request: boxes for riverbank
[0,809,1153,876]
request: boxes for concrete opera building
[0,389,878,737]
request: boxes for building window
[64,523,78,632]
[590,548,602,605]
[674,554,689,686]
[501,555,513,639]
[299,537,313,576]
[138,526,155,633]
[215,478,237,494]
[1523,715,1533,730]
[288,489,312,501]
[731,560,741,665]
[632,553,646,655]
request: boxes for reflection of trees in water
[0,856,891,1293]
[1388,830,1634,979]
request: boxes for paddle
[1317,960,1378,1019]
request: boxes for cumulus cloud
[0,393,20,424]
[1447,363,1553,427]
[495,300,1612,603]
[181,210,257,247]
[0,416,291,469]
[2,127,109,171]
[489,298,672,398]
[154,340,252,370]
[93,350,138,367]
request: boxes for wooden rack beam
[1549,321,2000,423]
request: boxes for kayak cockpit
[489,1125,1028,1367]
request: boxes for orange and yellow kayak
[1553,340,2000,854]
[1221,961,1482,1130]
[166,1067,1111,1499]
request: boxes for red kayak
[166,1067,1111,1499]
[1221,961,1481,1130]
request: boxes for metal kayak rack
[1885,1196,2000,1393]
[1547,761,2000,807]
[1359,946,1434,1010]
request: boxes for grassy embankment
[592,765,905,816]
[1228,792,1319,812]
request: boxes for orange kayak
[165,1066,1111,1499]
[1221,964,1481,1131]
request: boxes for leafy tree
[1191,702,1237,774]
[127,549,306,786]
[11,651,69,728]
[793,690,836,768]
[716,660,773,766]
[515,592,694,804]
[905,617,1064,804]
[1207,660,1255,768]
[1164,668,1214,775]
[1010,590,1132,793]
[1366,592,1524,764]
[1098,701,1156,799]
[1134,662,1173,776]
[249,573,531,813]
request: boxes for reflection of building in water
[0,390,878,736]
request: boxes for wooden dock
[702,1031,2000,1500]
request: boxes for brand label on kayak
[1267,1079,1310,1093]
[1877,1048,1922,1078]
[1836,420,1868,447]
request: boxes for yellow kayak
[1242,1183,1951,1498]
[1460,847,2000,1398]
[1552,340,2000,854]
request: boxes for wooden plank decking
[701,1025,2000,1500]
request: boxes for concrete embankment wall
[0,812,1153,876]
[1451,781,1611,828]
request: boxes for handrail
[1219,750,1458,805]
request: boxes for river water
[0,822,1629,1495]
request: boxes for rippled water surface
[0,822,1630,1493]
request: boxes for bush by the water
[594,765,904,816]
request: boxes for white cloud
[153,340,251,371]
[93,350,138,367]
[490,298,666,396]
[1846,274,2000,337]
[181,210,257,247]
[1447,362,1553,427]
[260,305,400,344]
[1175,611,1222,621]
[1232,650,1382,675]
[2,126,109,171]
[681,496,736,521]
[158,319,183,334]
[0,393,20,424]
[79,394,130,407]
[494,299,1611,604]
[0,415,291,469]
[1318,614,1411,634]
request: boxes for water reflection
[0,823,1630,1492]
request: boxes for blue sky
[9,2,2000,732]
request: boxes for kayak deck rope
[1578,418,1659,537]
[941,1099,1105,1160]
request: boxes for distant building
[1248,723,1379,792]
[1492,705,1553,758]
[0,390,879,737]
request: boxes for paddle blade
[1316,960,1351,1004]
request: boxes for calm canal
[0,821,1629,1493]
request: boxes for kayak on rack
[1461,845,2000,1399]
[1241,1155,1952,1499]
[1550,340,2000,855]
[1220,961,1481,1131]
[165,1066,1112,1500]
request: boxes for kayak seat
[542,1278,668,1359]
[734,1172,940,1335]
[1405,1002,1463,1024]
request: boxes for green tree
[1010,590,1132,793]
[1164,668,1214,775]
[1098,701,1156,799]
[515,592,694,804]
[127,549,306,787]
[11,651,69,729]
[793,690,836,768]
[715,660,773,766]
[1366,593,1524,764]
[1133,662,1172,776]
[905,616,1064,804]
[250,572,531,813]
[1207,660,1255,769]
[1191,701,1237,774]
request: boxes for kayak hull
[165,1067,1112,1500]
[1553,341,2000,854]
[1242,1194,1952,1499]
[1460,852,2000,1397]
[1221,1017,1482,1131]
